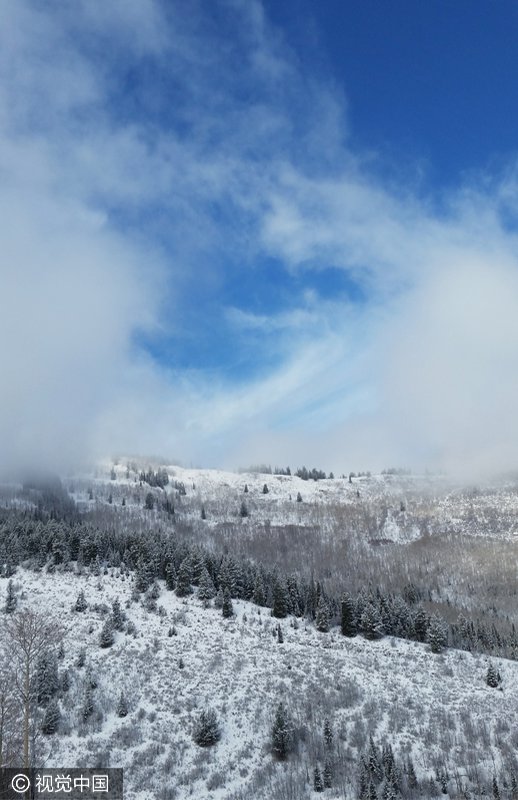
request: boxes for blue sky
[3,0,518,475]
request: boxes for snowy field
[3,565,518,800]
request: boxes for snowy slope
[3,566,517,800]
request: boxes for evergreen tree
[316,595,330,632]
[99,619,114,648]
[201,506,206,520]
[407,758,418,791]
[82,685,94,721]
[36,651,59,706]
[412,606,429,642]
[175,557,193,597]
[134,557,152,594]
[427,614,448,654]
[276,624,283,643]
[323,755,333,788]
[323,718,333,750]
[240,500,249,518]
[4,580,17,614]
[111,597,124,631]
[60,669,70,693]
[361,604,384,640]
[271,702,293,760]
[486,662,501,688]
[144,492,154,510]
[492,776,500,800]
[214,588,224,609]
[76,647,86,668]
[164,560,176,591]
[75,589,87,612]
[243,484,248,493]
[296,491,302,502]
[262,484,269,494]
[314,766,324,792]
[193,708,221,746]
[41,699,60,735]
[252,573,267,606]
[222,589,234,619]
[341,592,357,637]
[272,578,288,619]
[198,567,216,604]
[116,691,128,718]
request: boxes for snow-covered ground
[3,566,517,800]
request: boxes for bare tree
[2,609,62,769]
[0,652,19,766]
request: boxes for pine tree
[316,595,330,632]
[111,597,124,631]
[75,589,88,612]
[4,580,17,614]
[323,755,333,788]
[341,592,357,637]
[486,662,501,688]
[252,573,267,606]
[144,492,154,510]
[272,578,288,619]
[323,718,333,750]
[99,619,114,648]
[116,690,128,718]
[262,484,269,494]
[82,685,94,721]
[296,491,302,502]
[361,604,384,640]
[314,766,324,792]
[76,647,86,668]
[36,651,59,706]
[60,669,70,693]
[222,589,234,619]
[193,708,221,746]
[271,702,293,760]
[276,624,283,643]
[240,500,249,518]
[175,557,193,597]
[41,698,60,735]
[427,614,448,654]
[198,567,216,604]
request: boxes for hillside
[1,459,518,798]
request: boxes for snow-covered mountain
[1,458,518,799]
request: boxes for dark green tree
[323,755,333,788]
[175,557,193,597]
[116,690,128,718]
[193,708,221,747]
[41,698,60,735]
[314,766,324,792]
[316,596,330,632]
[75,589,87,612]
[427,614,447,654]
[99,619,114,648]
[272,578,288,619]
[198,567,216,604]
[4,580,17,614]
[271,702,293,760]
[144,492,154,510]
[111,597,124,631]
[340,592,358,637]
[486,662,501,688]
[222,589,234,619]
